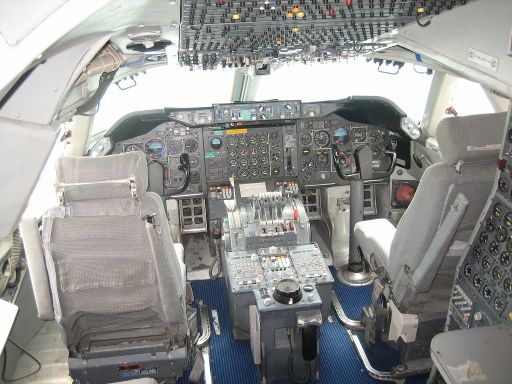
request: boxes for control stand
[221,187,333,382]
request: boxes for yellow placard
[226,129,248,135]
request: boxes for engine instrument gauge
[313,130,330,148]
[489,241,499,255]
[463,264,473,277]
[185,139,198,152]
[479,232,488,244]
[167,140,182,155]
[124,143,143,152]
[145,138,166,159]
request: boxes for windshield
[91,66,237,138]
[91,59,433,142]
[254,58,432,123]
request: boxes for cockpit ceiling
[179,0,471,70]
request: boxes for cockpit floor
[8,274,427,384]
[187,273,428,383]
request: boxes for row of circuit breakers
[178,0,471,69]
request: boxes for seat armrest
[354,219,396,270]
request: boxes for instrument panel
[107,99,406,197]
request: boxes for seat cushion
[354,219,396,270]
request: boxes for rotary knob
[273,279,302,305]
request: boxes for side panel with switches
[446,109,512,330]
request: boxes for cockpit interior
[1,1,512,384]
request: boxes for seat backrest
[40,151,187,351]
[389,112,506,292]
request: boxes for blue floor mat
[186,274,428,384]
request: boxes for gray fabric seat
[21,151,194,383]
[355,112,506,301]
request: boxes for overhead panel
[179,0,471,70]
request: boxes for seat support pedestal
[337,180,373,286]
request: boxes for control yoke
[166,153,191,196]
[332,144,397,181]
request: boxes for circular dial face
[463,264,473,277]
[489,241,499,255]
[498,178,508,192]
[492,266,503,281]
[144,138,166,159]
[248,135,258,145]
[503,277,512,292]
[496,226,508,242]
[473,274,482,288]
[499,251,510,266]
[352,127,367,143]
[482,285,493,300]
[493,297,504,312]
[238,136,247,146]
[228,148,237,157]
[210,137,223,150]
[505,212,512,228]
[227,136,237,146]
[479,232,489,244]
[300,133,312,146]
[485,217,496,232]
[368,130,382,144]
[313,130,330,148]
[302,158,314,171]
[481,255,492,269]
[167,140,182,155]
[124,143,142,152]
[185,139,198,152]
[493,203,504,218]
[333,127,350,145]
[472,245,482,259]
[316,150,329,167]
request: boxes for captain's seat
[20,151,195,384]
[355,112,506,312]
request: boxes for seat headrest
[436,112,506,166]
[56,151,148,202]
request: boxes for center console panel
[221,188,333,382]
